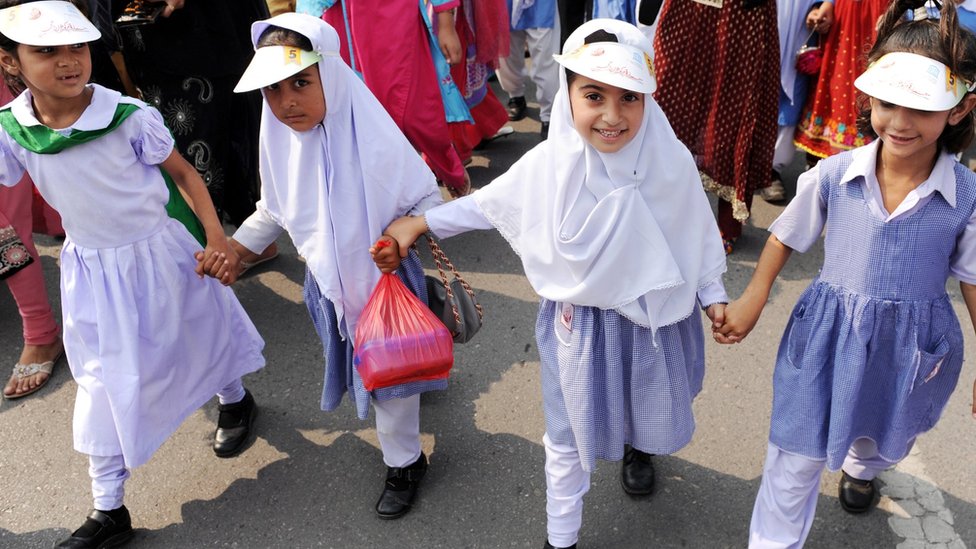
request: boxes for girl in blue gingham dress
[378,20,729,549]
[717,2,976,546]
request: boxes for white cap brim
[854,51,969,112]
[554,41,656,94]
[234,45,323,93]
[0,1,99,46]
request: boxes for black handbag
[422,233,483,344]
[0,225,33,280]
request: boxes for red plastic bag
[354,272,454,391]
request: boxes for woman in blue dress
[716,1,976,546]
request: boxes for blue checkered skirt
[303,252,448,420]
[537,299,705,471]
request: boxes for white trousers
[748,439,900,549]
[87,378,247,509]
[543,433,591,548]
[773,125,797,172]
[373,394,422,468]
[496,14,561,123]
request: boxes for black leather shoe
[543,541,577,549]
[507,96,527,121]
[540,122,550,140]
[213,389,257,458]
[375,453,427,519]
[838,471,876,514]
[621,445,655,496]
[54,506,133,548]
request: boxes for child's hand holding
[370,236,401,273]
[704,302,726,332]
[712,290,766,344]
[194,237,243,286]
[384,215,430,258]
[806,2,834,34]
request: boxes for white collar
[840,138,957,207]
[10,84,124,131]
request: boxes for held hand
[200,236,242,286]
[705,303,727,331]
[713,291,766,344]
[806,3,834,34]
[437,12,463,65]
[384,215,429,258]
[369,236,401,273]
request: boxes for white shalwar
[0,85,266,469]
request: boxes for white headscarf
[474,19,726,332]
[249,13,441,339]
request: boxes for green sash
[0,104,206,246]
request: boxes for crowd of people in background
[2,1,975,549]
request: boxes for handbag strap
[423,233,484,325]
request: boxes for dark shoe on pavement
[620,445,655,496]
[543,541,577,549]
[375,452,427,519]
[213,389,257,458]
[54,506,133,548]
[759,169,787,202]
[540,121,550,140]
[838,471,877,514]
[507,96,527,121]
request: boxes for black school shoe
[507,96,527,121]
[620,445,655,496]
[543,541,577,549]
[838,471,877,514]
[375,452,427,519]
[213,389,258,458]
[54,506,133,548]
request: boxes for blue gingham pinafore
[304,251,448,419]
[537,299,706,472]
[770,152,975,470]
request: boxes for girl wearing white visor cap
[716,1,976,546]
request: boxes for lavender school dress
[0,85,265,467]
[769,151,974,469]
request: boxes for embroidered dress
[794,0,890,158]
[653,0,779,238]
[0,85,265,467]
[304,252,447,419]
[537,299,705,471]
[768,150,974,469]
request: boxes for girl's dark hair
[565,29,619,86]
[0,0,90,94]
[855,0,976,153]
[256,25,313,51]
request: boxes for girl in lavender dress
[717,1,976,546]
[0,3,264,547]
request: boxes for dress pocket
[911,335,950,393]
[785,303,813,369]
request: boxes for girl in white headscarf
[222,13,443,520]
[378,19,728,548]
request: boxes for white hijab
[474,19,726,333]
[250,13,440,339]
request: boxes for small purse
[0,225,33,280]
[422,233,483,344]
[796,30,823,76]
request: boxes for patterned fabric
[303,251,448,420]
[119,0,268,226]
[537,299,705,472]
[653,0,779,235]
[794,0,890,158]
[769,151,975,470]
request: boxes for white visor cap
[234,45,323,93]
[0,1,100,46]
[854,51,973,112]
[554,18,655,94]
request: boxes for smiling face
[263,66,327,133]
[869,97,953,163]
[0,42,91,107]
[568,74,644,153]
